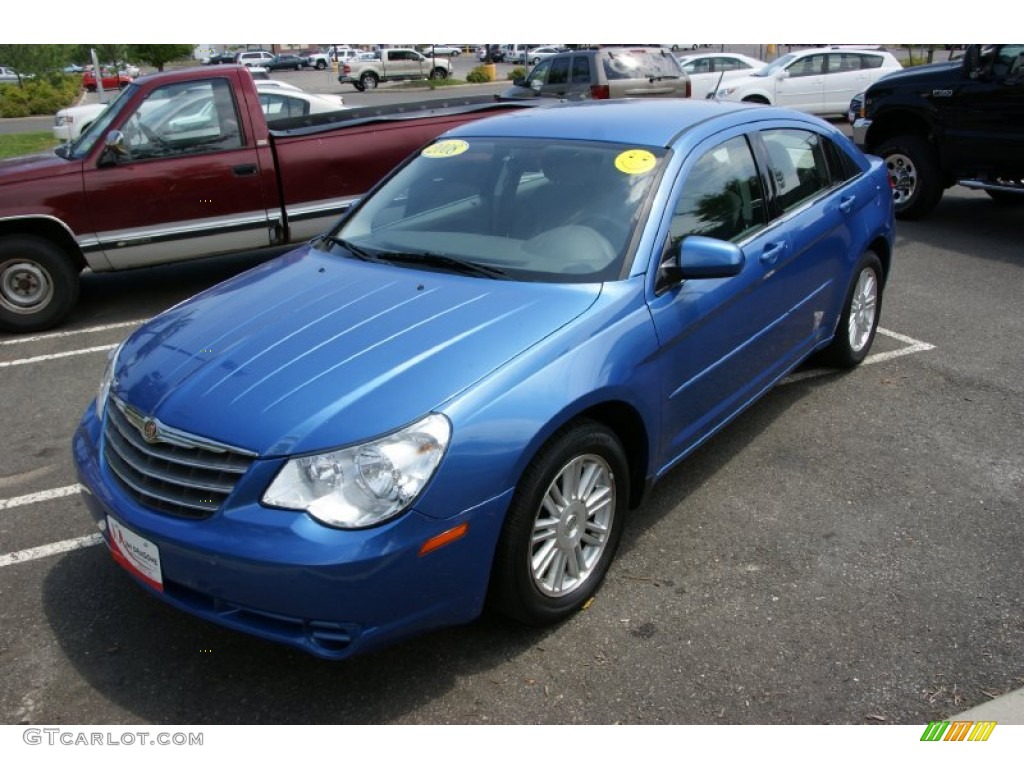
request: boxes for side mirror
[679,236,745,278]
[963,45,982,79]
[774,69,789,80]
[657,236,745,292]
[100,129,130,164]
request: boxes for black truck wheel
[876,135,944,220]
[0,235,80,333]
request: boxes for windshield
[754,53,797,77]
[603,49,683,80]
[65,85,137,158]
[326,137,667,283]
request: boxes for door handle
[233,164,257,177]
[838,195,856,214]
[760,241,786,266]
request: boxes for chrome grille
[103,397,256,519]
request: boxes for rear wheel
[315,60,326,70]
[818,252,883,368]
[876,134,943,220]
[0,235,80,333]
[489,420,629,626]
[360,72,378,90]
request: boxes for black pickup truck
[852,44,1024,219]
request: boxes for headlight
[96,342,123,420]
[717,86,738,98]
[262,413,451,529]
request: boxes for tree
[126,44,194,72]
[0,44,78,84]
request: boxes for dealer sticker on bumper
[107,516,163,592]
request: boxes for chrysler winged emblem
[142,419,159,443]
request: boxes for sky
[5,3,982,46]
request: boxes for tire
[0,235,80,333]
[489,419,629,626]
[360,72,378,90]
[818,252,883,369]
[875,134,943,220]
[315,60,326,70]
[429,67,447,80]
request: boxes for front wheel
[876,134,943,219]
[0,235,80,333]
[818,252,884,369]
[429,67,447,80]
[489,420,629,626]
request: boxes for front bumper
[852,118,872,150]
[72,403,510,659]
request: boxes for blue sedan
[73,99,895,659]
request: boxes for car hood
[868,60,959,91]
[0,150,79,186]
[113,245,601,456]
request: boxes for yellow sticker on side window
[422,140,470,158]
[615,149,657,175]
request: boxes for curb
[950,687,1024,725]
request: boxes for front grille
[103,397,256,519]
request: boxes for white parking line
[0,319,144,347]
[0,343,119,369]
[0,534,102,568]
[0,484,83,511]
[866,327,937,365]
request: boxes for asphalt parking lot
[0,88,1021,725]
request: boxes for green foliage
[0,44,79,76]
[508,66,527,81]
[466,66,493,83]
[0,76,81,117]
[0,132,59,159]
[127,44,194,72]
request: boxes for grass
[0,131,60,159]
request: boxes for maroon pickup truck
[0,65,534,332]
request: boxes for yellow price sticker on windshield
[615,149,657,175]
[422,140,470,159]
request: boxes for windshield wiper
[374,251,508,279]
[317,235,380,262]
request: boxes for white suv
[709,46,902,116]
[236,51,276,68]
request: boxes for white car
[236,51,276,68]
[523,46,564,65]
[421,45,462,57]
[708,46,903,116]
[676,52,767,99]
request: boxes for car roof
[449,99,809,148]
